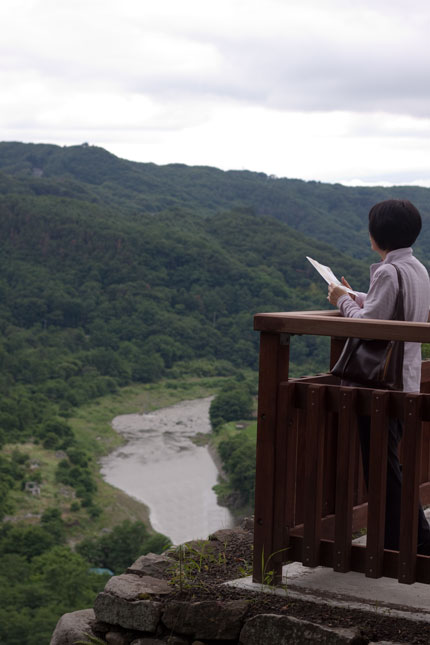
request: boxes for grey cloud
[3,1,430,120]
[104,28,430,119]
[208,32,430,116]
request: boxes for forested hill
[1,141,430,640]
[2,141,430,261]
[0,140,429,453]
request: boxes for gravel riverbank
[100,396,234,544]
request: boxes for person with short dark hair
[328,198,430,554]
[369,199,422,251]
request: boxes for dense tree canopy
[1,141,430,261]
[209,383,253,431]
[76,520,171,574]
[1,142,430,643]
[0,141,426,523]
[0,148,377,454]
[0,520,108,644]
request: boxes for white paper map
[306,256,356,295]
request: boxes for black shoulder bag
[331,265,404,390]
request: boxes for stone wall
[50,530,368,645]
[50,604,367,645]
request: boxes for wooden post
[366,390,390,579]
[271,381,297,583]
[334,388,357,572]
[399,395,422,584]
[253,332,290,583]
[303,384,325,567]
[284,382,298,533]
[322,411,338,520]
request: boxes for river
[99,396,234,545]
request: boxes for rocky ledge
[50,525,411,645]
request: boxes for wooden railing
[253,311,430,585]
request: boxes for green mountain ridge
[0,140,427,454]
[2,141,430,261]
[0,141,372,548]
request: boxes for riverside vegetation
[1,141,430,643]
[0,376,234,644]
[209,380,257,514]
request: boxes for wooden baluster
[334,387,357,572]
[420,362,430,502]
[303,384,326,567]
[294,408,306,526]
[399,395,422,584]
[323,411,338,521]
[284,382,298,533]
[272,381,297,583]
[420,422,430,490]
[355,431,368,507]
[366,390,390,579]
[253,332,289,583]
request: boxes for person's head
[368,199,422,252]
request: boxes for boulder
[94,593,162,632]
[209,528,249,544]
[50,609,96,645]
[239,614,368,644]
[162,599,248,640]
[94,572,170,631]
[241,516,254,531]
[127,553,173,579]
[103,573,171,598]
[105,631,132,645]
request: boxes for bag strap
[391,264,405,322]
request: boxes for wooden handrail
[254,310,430,342]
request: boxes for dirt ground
[160,527,430,645]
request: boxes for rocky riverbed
[100,396,234,544]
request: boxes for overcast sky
[2,0,430,186]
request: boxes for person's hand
[341,276,356,300]
[328,283,347,306]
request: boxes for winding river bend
[100,396,234,545]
